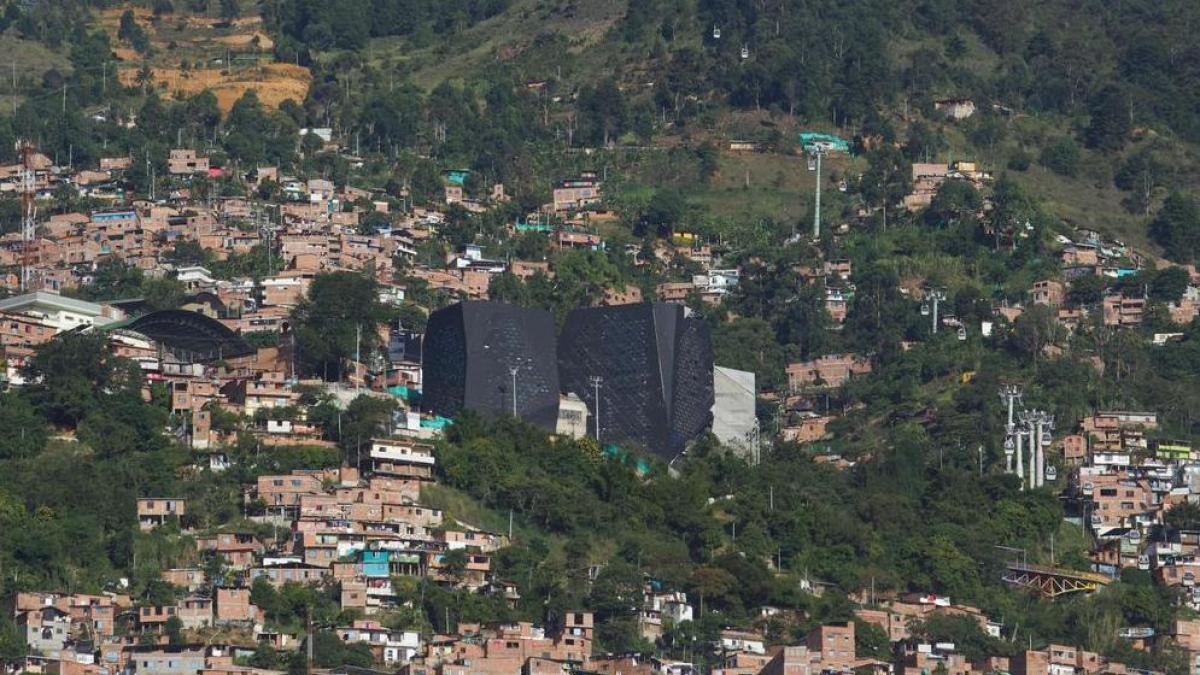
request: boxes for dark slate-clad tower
[422,302,560,429]
[559,303,714,458]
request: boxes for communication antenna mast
[19,140,37,292]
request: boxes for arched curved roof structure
[126,310,254,362]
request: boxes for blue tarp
[421,416,452,429]
[603,444,651,476]
[388,386,421,401]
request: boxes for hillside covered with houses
[4,0,1200,674]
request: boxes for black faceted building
[559,303,714,458]
[422,302,561,430]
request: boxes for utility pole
[509,365,519,416]
[589,375,603,442]
[354,323,362,392]
[305,604,314,675]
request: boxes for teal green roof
[800,132,852,154]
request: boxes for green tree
[854,619,892,659]
[923,535,982,602]
[118,9,138,41]
[312,630,374,668]
[74,259,144,300]
[292,272,388,379]
[696,142,719,183]
[1150,267,1190,303]
[1150,193,1200,262]
[589,560,645,652]
[911,614,1000,663]
[687,566,736,615]
[219,0,240,21]
[1010,304,1061,363]
[248,642,281,669]
[638,189,687,238]
[336,395,398,457]
[860,146,912,227]
[441,549,469,584]
[23,333,141,427]
[0,619,28,671]
[1165,502,1200,530]
[1040,137,1081,176]
[926,180,981,227]
[164,616,184,645]
[142,277,187,311]
[905,120,945,161]
[1068,274,1107,306]
[167,240,209,265]
[1085,85,1130,151]
[0,392,48,460]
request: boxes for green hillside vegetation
[3,0,1200,672]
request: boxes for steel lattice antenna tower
[19,141,37,292]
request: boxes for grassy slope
[691,151,814,223]
[0,35,74,111]
[68,0,1197,255]
[360,0,627,91]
